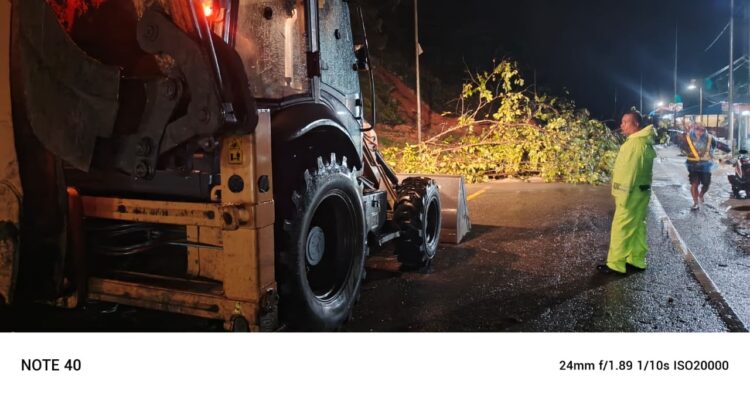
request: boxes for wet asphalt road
[0,161,734,332]
[345,182,727,332]
[652,145,750,328]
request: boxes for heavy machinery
[0,0,468,331]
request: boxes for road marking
[466,189,487,202]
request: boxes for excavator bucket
[397,174,471,244]
[1,0,22,305]
[12,0,121,171]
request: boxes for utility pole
[414,0,422,144]
[674,24,678,103]
[674,23,678,128]
[729,0,736,155]
[639,72,643,112]
[744,0,750,150]
[613,87,618,118]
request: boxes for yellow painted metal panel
[88,276,258,328]
[222,228,259,301]
[80,196,235,228]
[197,227,224,281]
[186,226,200,276]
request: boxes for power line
[705,22,730,52]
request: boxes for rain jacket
[606,125,656,273]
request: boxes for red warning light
[202,1,214,18]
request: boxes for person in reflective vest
[678,122,728,210]
[599,111,656,275]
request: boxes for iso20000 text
[560,360,730,372]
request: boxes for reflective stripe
[686,134,713,161]
[685,134,701,160]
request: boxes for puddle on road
[728,204,750,222]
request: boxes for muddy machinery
[0,0,466,331]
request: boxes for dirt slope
[374,68,455,144]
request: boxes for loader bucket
[397,174,471,244]
[1,0,22,305]
[11,0,121,171]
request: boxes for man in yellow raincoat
[599,111,656,274]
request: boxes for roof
[678,102,724,116]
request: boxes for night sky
[420,0,737,121]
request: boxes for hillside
[366,67,456,145]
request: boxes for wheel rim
[306,226,326,266]
[305,189,357,300]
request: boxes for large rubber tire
[394,177,441,270]
[275,154,366,331]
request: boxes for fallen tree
[380,61,619,184]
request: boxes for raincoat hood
[626,125,656,144]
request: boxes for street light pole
[729,0,736,155]
[689,79,703,123]
[414,0,422,144]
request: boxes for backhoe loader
[0,0,468,331]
